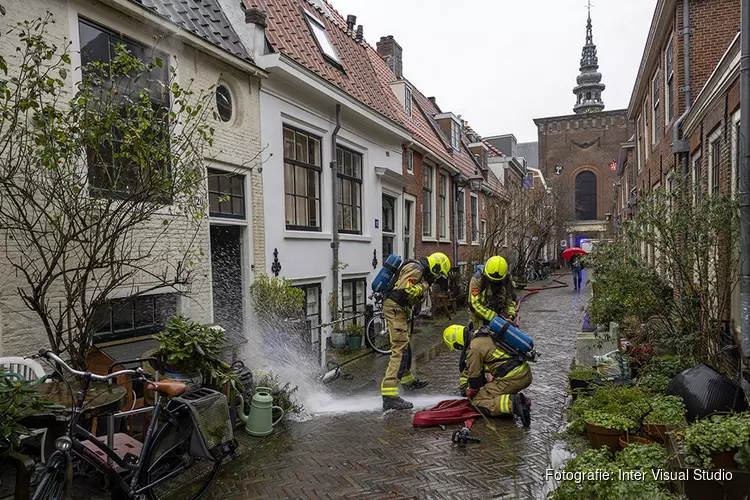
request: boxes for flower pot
[710,449,738,470]
[332,331,347,349]
[619,435,655,449]
[586,422,625,451]
[163,367,203,388]
[347,335,362,351]
[569,376,594,391]
[643,423,668,443]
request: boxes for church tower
[573,6,605,114]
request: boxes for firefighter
[381,252,451,410]
[469,256,517,329]
[443,324,532,426]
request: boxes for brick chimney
[245,7,267,62]
[376,35,402,79]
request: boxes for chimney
[356,25,364,43]
[376,35,403,79]
[245,7,267,62]
[346,15,356,32]
[428,96,436,105]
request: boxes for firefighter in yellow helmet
[443,324,532,426]
[469,256,518,329]
[381,252,451,410]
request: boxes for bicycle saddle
[146,379,188,397]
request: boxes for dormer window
[451,120,461,151]
[304,11,340,64]
[405,86,412,116]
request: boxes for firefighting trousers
[381,299,416,397]
[470,364,532,416]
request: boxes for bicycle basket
[173,388,236,461]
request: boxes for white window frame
[665,35,674,125]
[692,150,702,206]
[643,100,649,161]
[405,86,412,116]
[470,193,479,244]
[451,120,461,151]
[708,128,722,197]
[438,172,448,239]
[732,111,741,200]
[481,220,487,243]
[652,71,660,147]
[457,188,466,243]
[422,163,436,239]
[304,11,340,64]
[636,116,643,173]
[406,149,413,173]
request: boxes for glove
[466,389,478,399]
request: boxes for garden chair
[1,356,49,463]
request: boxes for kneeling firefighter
[469,256,518,329]
[443,324,532,426]
[381,252,451,410]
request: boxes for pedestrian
[443,324,532,426]
[571,255,583,291]
[468,256,517,330]
[381,252,451,410]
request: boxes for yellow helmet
[443,325,466,351]
[484,256,508,282]
[426,252,451,278]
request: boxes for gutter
[673,0,692,180]
[330,105,342,325]
[740,0,750,360]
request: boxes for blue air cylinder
[371,254,403,293]
[488,316,534,354]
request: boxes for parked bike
[365,292,391,355]
[30,350,234,500]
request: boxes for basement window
[304,11,340,64]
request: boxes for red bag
[412,399,481,427]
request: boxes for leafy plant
[683,413,750,469]
[637,355,693,393]
[569,366,598,380]
[252,371,304,416]
[568,386,650,434]
[625,344,655,368]
[344,322,364,337]
[584,410,639,433]
[0,375,44,448]
[154,315,226,374]
[643,395,687,426]
[249,275,306,328]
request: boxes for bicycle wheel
[32,452,67,500]
[141,416,221,500]
[366,313,391,355]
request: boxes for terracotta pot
[586,422,625,451]
[710,449,738,470]
[643,423,668,443]
[619,435,655,449]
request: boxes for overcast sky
[331,0,657,143]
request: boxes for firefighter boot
[382,396,414,410]
[403,380,429,391]
[511,392,531,427]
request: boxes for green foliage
[550,444,675,500]
[568,386,650,434]
[155,315,226,373]
[637,355,693,393]
[253,371,304,416]
[683,413,750,469]
[643,395,687,426]
[344,322,364,337]
[568,366,598,380]
[0,375,44,448]
[584,410,639,433]
[249,274,306,327]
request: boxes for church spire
[573,3,605,114]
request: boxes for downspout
[331,104,342,327]
[673,0,693,178]
[740,0,750,360]
[452,173,461,266]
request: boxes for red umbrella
[561,247,588,260]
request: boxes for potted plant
[584,410,639,450]
[642,395,687,443]
[1,375,43,460]
[154,315,227,386]
[249,274,306,338]
[618,434,655,448]
[682,413,750,470]
[345,323,364,351]
[568,365,599,393]
[331,326,348,349]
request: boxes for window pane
[296,197,309,226]
[310,199,319,227]
[230,177,243,196]
[308,169,319,199]
[232,196,244,216]
[296,133,308,164]
[208,172,219,192]
[92,303,112,334]
[112,301,134,332]
[337,177,343,203]
[337,148,343,172]
[134,296,155,328]
[342,205,352,230]
[218,174,230,194]
[295,167,308,197]
[310,138,321,166]
[209,193,220,213]
[343,179,351,204]
[353,154,362,179]
[285,195,295,225]
[79,22,110,66]
[284,163,295,193]
[284,128,295,159]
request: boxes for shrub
[683,413,750,469]
[568,386,650,434]
[643,395,687,426]
[249,274,306,327]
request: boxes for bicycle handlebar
[33,350,150,382]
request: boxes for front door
[210,225,243,337]
[404,199,414,260]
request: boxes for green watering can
[237,387,284,437]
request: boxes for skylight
[304,11,340,64]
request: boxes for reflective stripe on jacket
[468,272,517,322]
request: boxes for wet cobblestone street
[208,274,590,500]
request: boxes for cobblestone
[209,275,590,500]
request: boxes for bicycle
[30,350,234,500]
[365,292,391,355]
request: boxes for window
[208,169,245,219]
[304,11,340,64]
[481,149,488,168]
[692,152,702,205]
[295,283,322,346]
[439,173,448,238]
[652,71,660,146]
[406,149,413,173]
[382,195,396,259]
[481,220,487,242]
[665,37,674,124]
[636,117,643,172]
[342,278,366,327]
[216,85,233,122]
[336,146,363,234]
[643,100,649,161]
[422,164,433,236]
[284,126,322,230]
[451,121,461,151]
[710,133,721,196]
[456,189,466,242]
[79,19,170,198]
[470,194,479,243]
[92,293,177,343]
[733,115,741,198]
[405,86,412,116]
[575,171,597,220]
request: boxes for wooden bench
[431,291,457,320]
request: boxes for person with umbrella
[561,247,588,291]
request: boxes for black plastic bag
[667,364,748,422]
